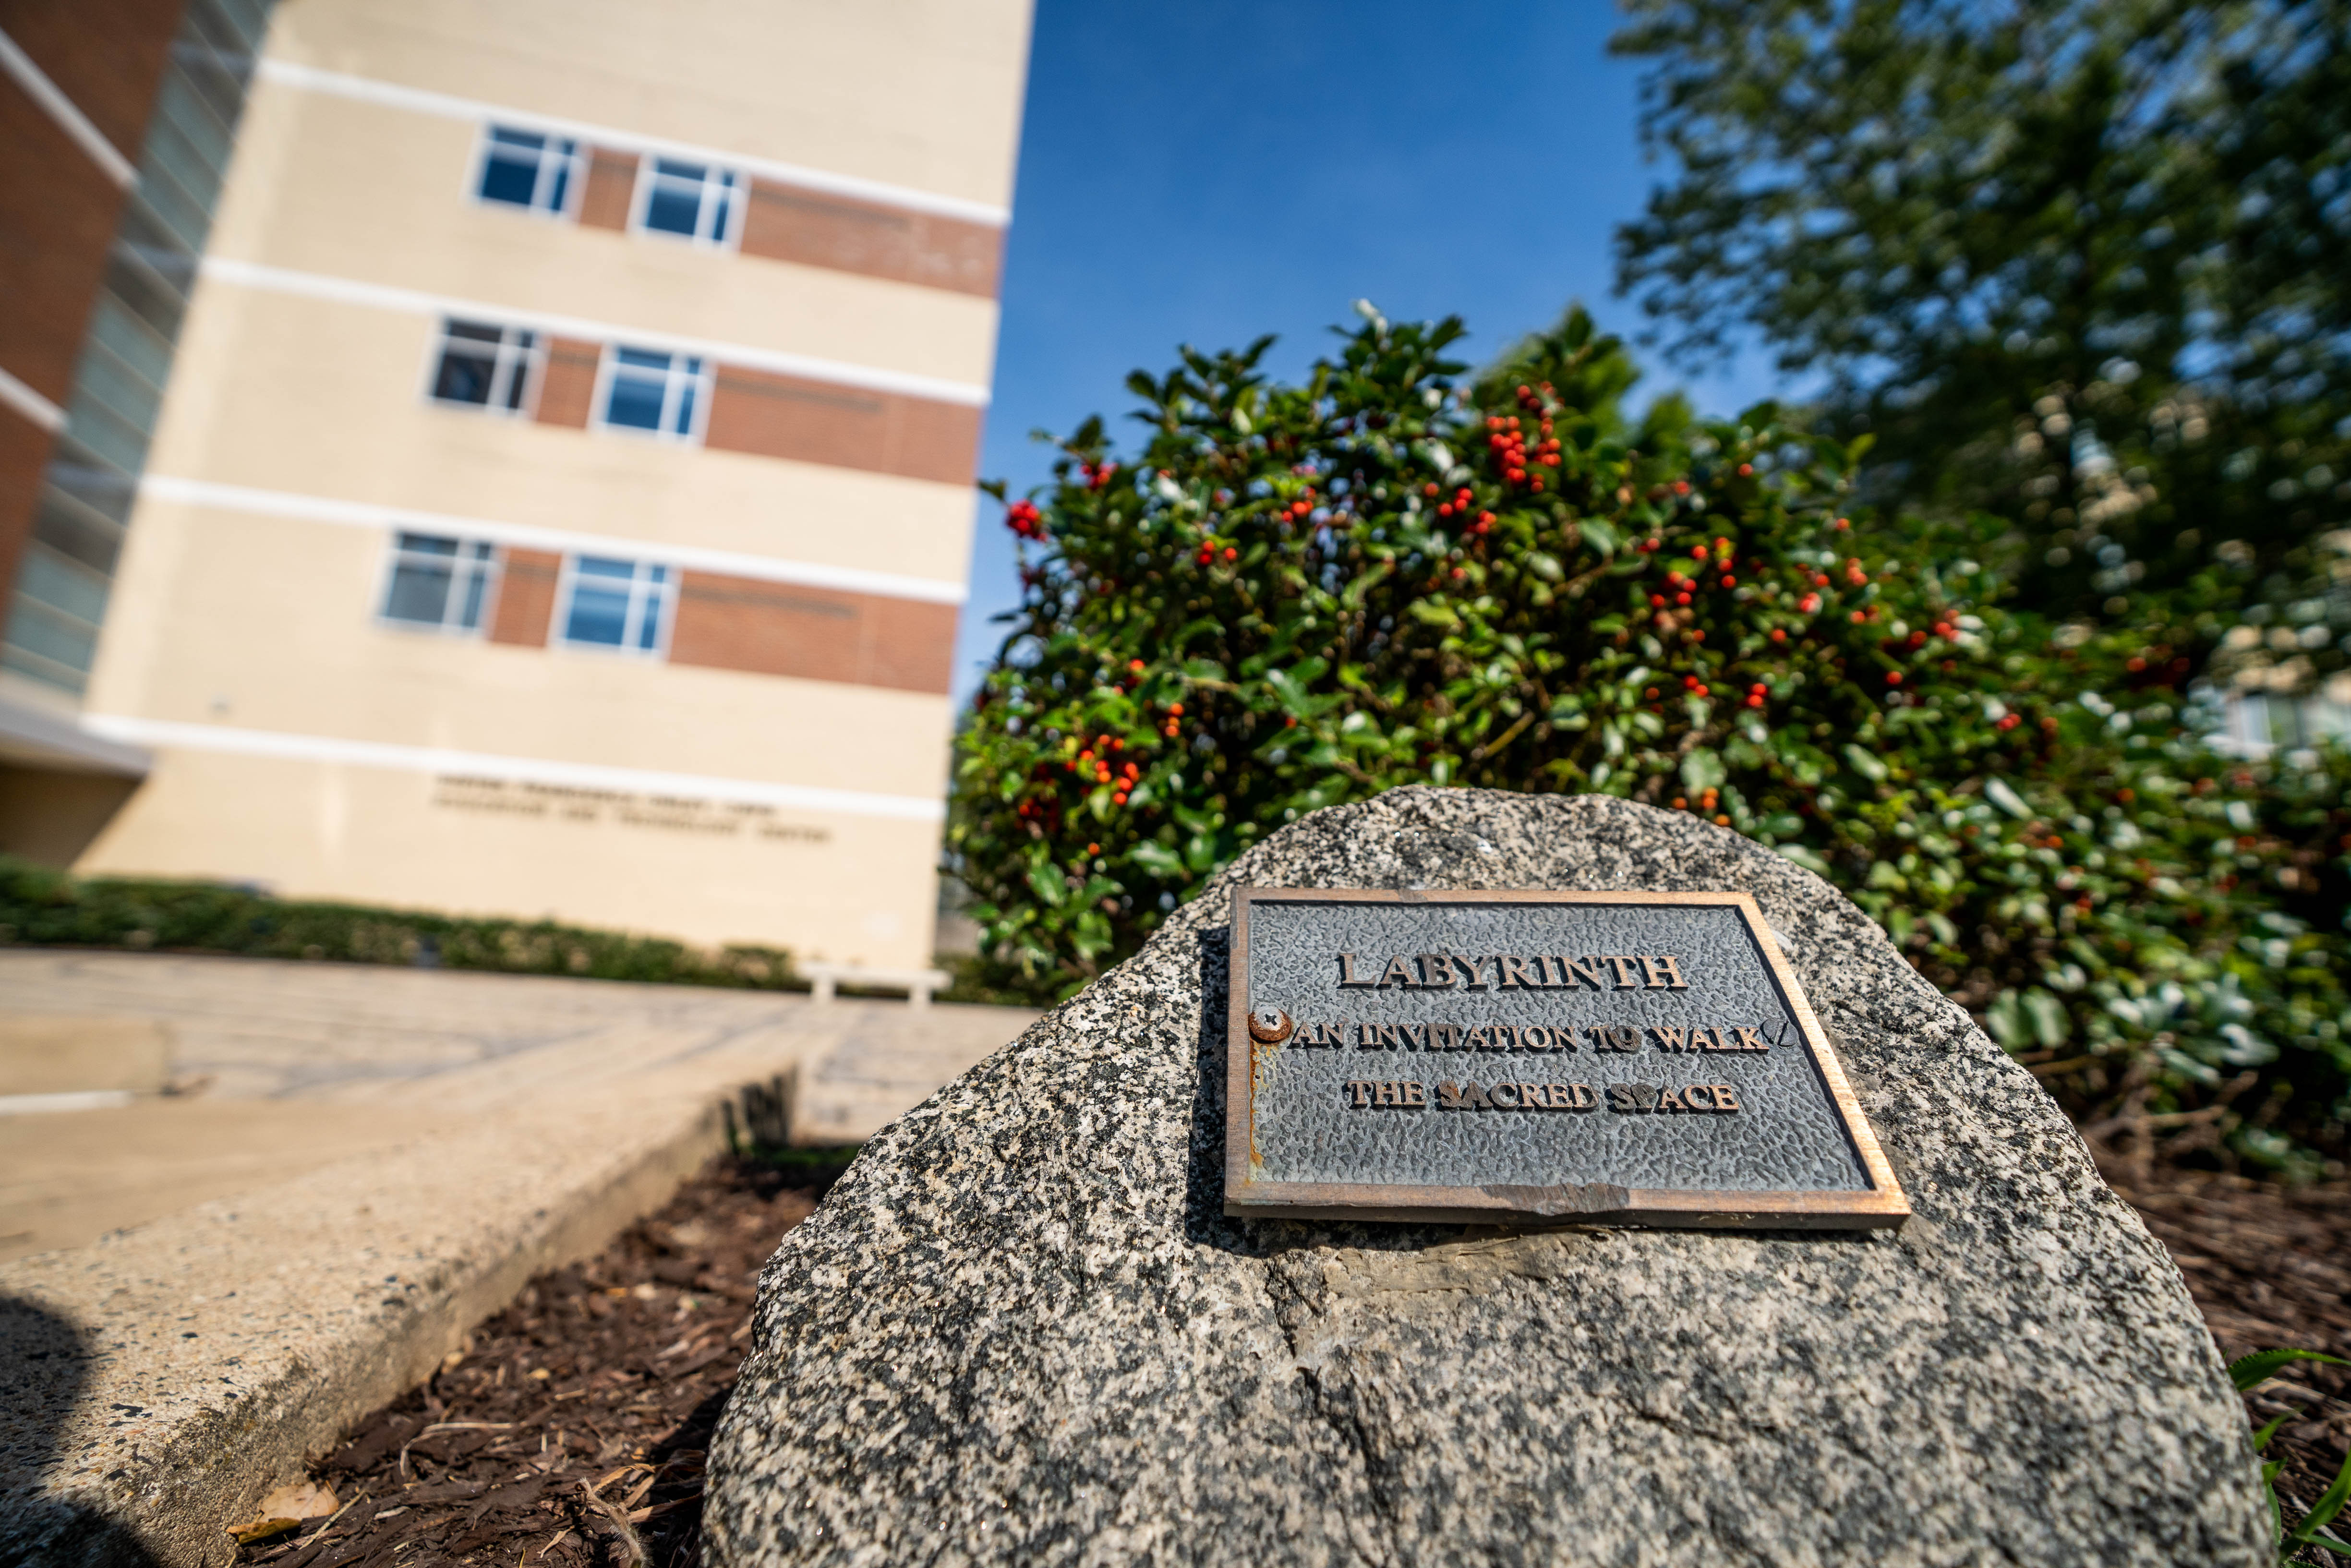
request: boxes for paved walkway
[0,950,1037,1262]
[0,951,1040,1563]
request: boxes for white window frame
[551,553,677,658]
[469,123,584,218]
[374,531,501,637]
[629,155,743,248]
[423,318,544,417]
[589,343,711,443]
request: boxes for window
[381,533,496,632]
[636,157,740,244]
[559,556,674,652]
[430,320,540,412]
[475,126,581,215]
[598,347,706,438]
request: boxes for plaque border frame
[1223,887,1911,1230]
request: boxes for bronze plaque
[1224,888,1908,1228]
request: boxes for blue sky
[954,0,1789,706]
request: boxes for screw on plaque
[1246,1009,1295,1044]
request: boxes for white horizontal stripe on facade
[0,27,139,187]
[0,363,65,432]
[257,59,1010,229]
[140,475,969,605]
[200,257,993,408]
[80,715,949,821]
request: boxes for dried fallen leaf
[225,1481,338,1542]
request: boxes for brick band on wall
[534,338,601,429]
[740,182,1002,299]
[703,366,981,486]
[578,148,638,232]
[489,548,561,646]
[667,571,956,694]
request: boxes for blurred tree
[1611,0,2351,640]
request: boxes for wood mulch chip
[235,1157,2350,1567]
[232,1157,840,1568]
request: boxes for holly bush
[950,307,2351,1172]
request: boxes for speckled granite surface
[706,789,2269,1568]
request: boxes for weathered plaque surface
[1225,888,1909,1228]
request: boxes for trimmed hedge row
[0,856,803,990]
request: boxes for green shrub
[0,856,803,990]
[949,306,2351,1171]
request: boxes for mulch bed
[231,1156,844,1568]
[235,1157,2351,1567]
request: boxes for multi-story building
[0,0,1033,972]
[0,0,267,854]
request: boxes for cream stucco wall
[75,747,944,967]
[207,82,1005,388]
[84,506,955,800]
[265,0,1034,210]
[137,284,978,587]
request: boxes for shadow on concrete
[0,1294,163,1568]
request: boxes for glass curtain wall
[0,0,276,694]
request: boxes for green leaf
[1843,743,1889,784]
[2022,988,2070,1049]
[1679,748,1726,794]
[1985,989,2026,1050]
[1024,862,1068,910]
[1984,777,2031,819]
[2286,1443,2351,1546]
[1128,841,1184,879]
[2229,1348,2351,1393]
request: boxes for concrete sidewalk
[0,950,1037,1567]
[0,951,1035,1260]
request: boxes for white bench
[804,963,951,1009]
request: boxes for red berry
[1885,672,1903,686]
